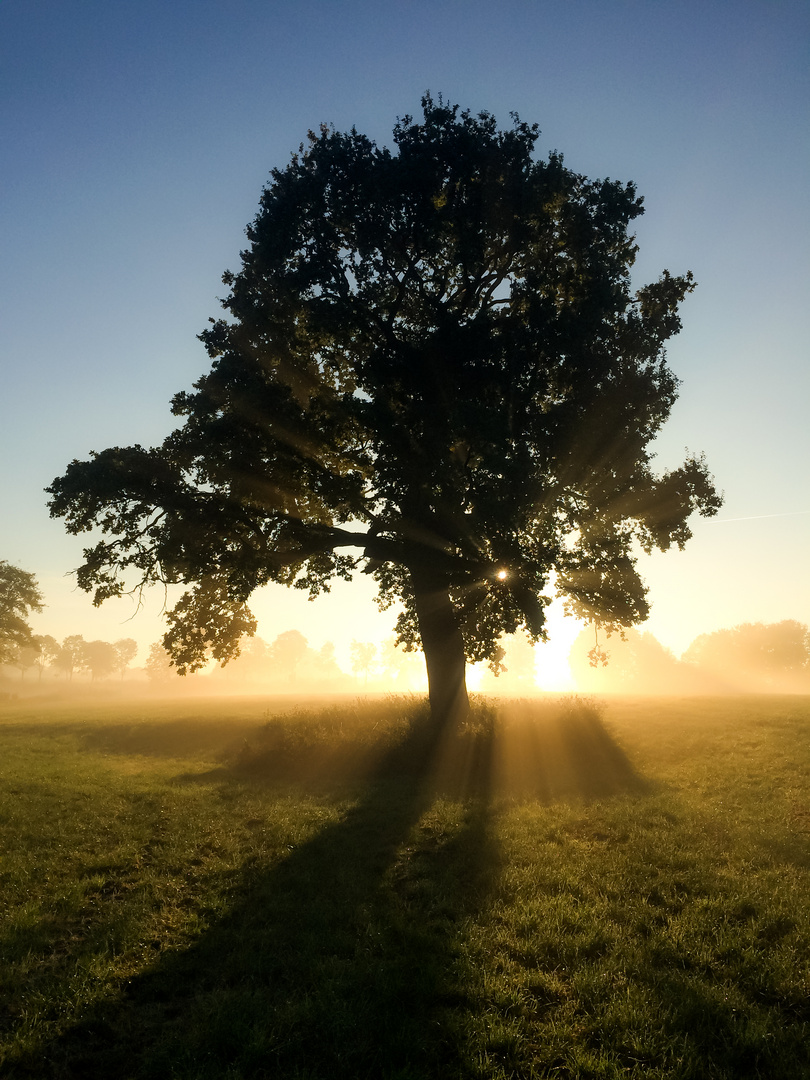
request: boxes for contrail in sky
[709,510,810,524]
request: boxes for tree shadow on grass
[9,699,645,1079]
[489,697,649,802]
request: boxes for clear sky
[1,0,808,686]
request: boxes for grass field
[0,692,808,1078]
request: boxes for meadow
[0,691,808,1079]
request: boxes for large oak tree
[48,97,721,722]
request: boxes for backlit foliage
[47,96,721,674]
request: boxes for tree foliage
[0,561,44,664]
[47,96,721,718]
[267,629,309,683]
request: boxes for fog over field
[4,614,808,700]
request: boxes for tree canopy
[47,96,721,721]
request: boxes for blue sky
[1,0,808,679]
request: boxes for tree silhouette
[145,641,176,683]
[268,629,309,685]
[8,642,41,680]
[214,633,271,683]
[0,561,43,665]
[113,637,139,680]
[350,640,377,686]
[54,635,85,681]
[32,634,59,681]
[80,639,117,681]
[47,96,720,724]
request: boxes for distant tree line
[1,633,139,683]
[147,630,427,691]
[3,559,808,694]
[569,620,810,694]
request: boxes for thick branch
[275,521,492,584]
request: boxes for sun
[496,569,508,580]
[534,598,583,691]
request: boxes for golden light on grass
[426,696,644,802]
[3,694,810,1075]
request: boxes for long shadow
[11,706,499,1079]
[17,718,260,760]
[9,700,643,1079]
[489,697,648,802]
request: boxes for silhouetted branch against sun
[47,95,721,723]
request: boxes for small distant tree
[145,641,176,683]
[311,641,347,686]
[379,636,425,688]
[350,640,377,686]
[81,640,117,681]
[112,637,138,680]
[317,640,338,670]
[54,635,85,681]
[10,643,42,680]
[32,634,60,681]
[47,97,721,727]
[267,630,309,684]
[215,634,271,682]
[0,561,44,664]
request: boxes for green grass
[0,693,808,1078]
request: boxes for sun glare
[496,569,508,580]
[535,599,582,691]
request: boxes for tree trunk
[410,568,470,726]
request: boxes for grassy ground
[0,692,808,1078]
